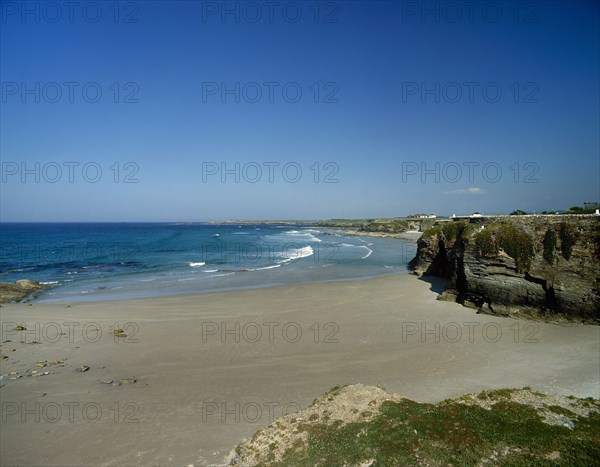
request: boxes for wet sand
[1,274,598,466]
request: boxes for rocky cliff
[409,215,600,323]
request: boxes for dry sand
[1,274,598,466]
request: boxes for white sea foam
[189,262,206,267]
[253,264,281,271]
[340,242,373,259]
[278,245,314,263]
[282,230,322,242]
[361,247,373,259]
[41,281,59,285]
[206,272,235,278]
[203,269,218,273]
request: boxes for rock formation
[228,384,600,466]
[0,280,49,303]
[409,215,600,323]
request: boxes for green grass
[474,222,535,273]
[547,405,577,417]
[421,220,475,242]
[273,394,600,466]
[480,388,516,400]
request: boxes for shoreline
[316,227,423,241]
[22,269,412,305]
[1,227,419,306]
[1,273,598,466]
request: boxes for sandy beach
[1,274,599,466]
[327,229,424,241]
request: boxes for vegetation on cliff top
[543,228,557,263]
[421,220,474,242]
[420,220,537,273]
[567,202,600,214]
[559,222,579,260]
[231,385,600,466]
[474,223,535,273]
[510,202,598,215]
[539,223,580,262]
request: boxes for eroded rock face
[0,280,49,303]
[409,215,600,323]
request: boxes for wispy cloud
[444,187,486,195]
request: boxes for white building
[470,212,483,218]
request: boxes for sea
[0,223,417,302]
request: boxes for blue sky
[1,0,599,221]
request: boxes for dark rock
[409,215,600,323]
[0,280,50,303]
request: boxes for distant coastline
[320,228,423,241]
[0,223,415,303]
[211,217,436,239]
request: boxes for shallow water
[0,223,416,301]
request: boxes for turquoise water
[0,223,416,302]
